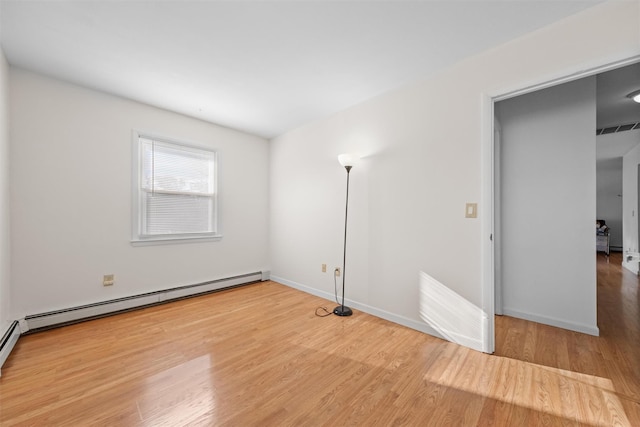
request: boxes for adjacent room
[0,1,639,425]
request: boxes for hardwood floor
[0,254,638,426]
[494,252,640,426]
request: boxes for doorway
[493,77,598,336]
[484,56,640,353]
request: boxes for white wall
[269,1,639,348]
[497,77,598,335]
[621,130,640,273]
[597,157,623,249]
[9,69,270,317]
[0,42,11,333]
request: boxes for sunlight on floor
[422,354,629,426]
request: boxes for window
[132,132,219,244]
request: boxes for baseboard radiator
[0,321,21,376]
[24,271,266,333]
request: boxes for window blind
[138,137,216,237]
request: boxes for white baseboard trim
[0,321,21,376]
[24,272,263,332]
[271,275,444,340]
[502,308,600,336]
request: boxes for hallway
[495,252,640,424]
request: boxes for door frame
[480,55,640,354]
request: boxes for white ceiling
[595,62,640,161]
[597,62,640,130]
[0,0,609,139]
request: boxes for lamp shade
[338,153,360,167]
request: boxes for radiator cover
[0,321,21,376]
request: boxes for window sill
[131,234,223,246]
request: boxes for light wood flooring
[0,253,638,426]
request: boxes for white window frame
[131,130,222,245]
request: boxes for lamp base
[333,305,353,316]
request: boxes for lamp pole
[334,164,353,316]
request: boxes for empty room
[1,1,639,425]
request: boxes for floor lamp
[334,153,359,317]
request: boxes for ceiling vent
[596,123,640,135]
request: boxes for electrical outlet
[322,264,327,273]
[334,267,341,277]
[103,274,114,286]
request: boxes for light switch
[465,203,477,218]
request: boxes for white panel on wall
[0,44,10,334]
[621,130,640,273]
